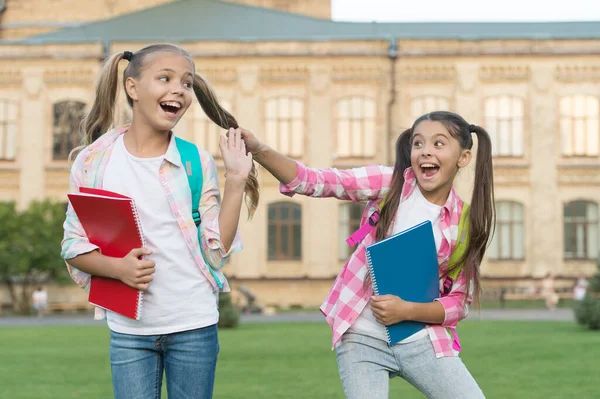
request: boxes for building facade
[0,0,599,308]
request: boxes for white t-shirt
[103,135,218,335]
[349,186,442,343]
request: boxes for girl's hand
[370,295,414,326]
[238,127,268,156]
[118,248,155,291]
[221,128,253,181]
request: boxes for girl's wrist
[225,174,248,188]
[404,301,418,321]
[252,144,269,158]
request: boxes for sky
[331,0,600,22]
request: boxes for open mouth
[160,101,182,117]
[420,163,440,179]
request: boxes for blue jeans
[109,324,219,399]
[336,332,485,399]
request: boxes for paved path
[0,308,574,327]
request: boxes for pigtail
[375,128,413,241]
[453,125,495,305]
[193,73,260,218]
[78,53,125,151]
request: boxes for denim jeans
[336,332,485,399]
[109,324,219,399]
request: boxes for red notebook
[67,187,145,320]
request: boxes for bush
[218,292,240,329]
[575,258,600,330]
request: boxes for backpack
[174,137,224,290]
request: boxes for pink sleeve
[434,269,473,327]
[279,160,393,202]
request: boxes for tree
[0,201,25,311]
[575,257,600,330]
[0,200,68,313]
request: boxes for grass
[1,320,599,398]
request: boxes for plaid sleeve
[198,151,243,270]
[280,161,392,202]
[60,151,97,289]
[434,269,473,327]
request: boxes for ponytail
[193,73,260,217]
[80,52,124,147]
[376,128,412,241]
[449,124,495,305]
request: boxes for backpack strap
[175,137,203,227]
[447,203,470,280]
[345,193,389,247]
[174,137,223,290]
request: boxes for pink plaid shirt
[61,127,241,319]
[280,162,472,358]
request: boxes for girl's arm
[198,129,250,268]
[240,128,392,202]
[61,151,100,289]
[433,269,473,327]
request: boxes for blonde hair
[78,43,259,216]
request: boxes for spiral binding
[130,199,146,320]
[365,249,392,344]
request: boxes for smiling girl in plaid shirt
[241,111,495,398]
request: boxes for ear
[457,149,472,169]
[125,77,138,102]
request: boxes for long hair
[376,111,495,304]
[78,43,259,216]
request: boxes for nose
[421,142,433,157]
[171,82,185,95]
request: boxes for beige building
[1,0,599,308]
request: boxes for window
[0,100,18,160]
[193,100,232,158]
[336,96,376,157]
[410,96,450,120]
[339,202,364,260]
[52,101,86,160]
[484,96,524,157]
[560,95,600,156]
[564,201,599,260]
[488,201,525,260]
[265,96,304,157]
[268,202,302,260]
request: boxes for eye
[184,81,193,89]
[413,140,422,148]
[159,76,168,82]
[435,140,444,147]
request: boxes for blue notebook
[365,220,439,345]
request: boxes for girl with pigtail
[61,43,258,399]
[240,111,495,398]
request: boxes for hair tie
[469,124,477,132]
[123,51,134,61]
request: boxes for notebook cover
[365,220,439,345]
[67,189,144,320]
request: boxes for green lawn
[1,320,598,399]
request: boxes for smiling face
[125,51,194,133]
[410,120,472,205]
